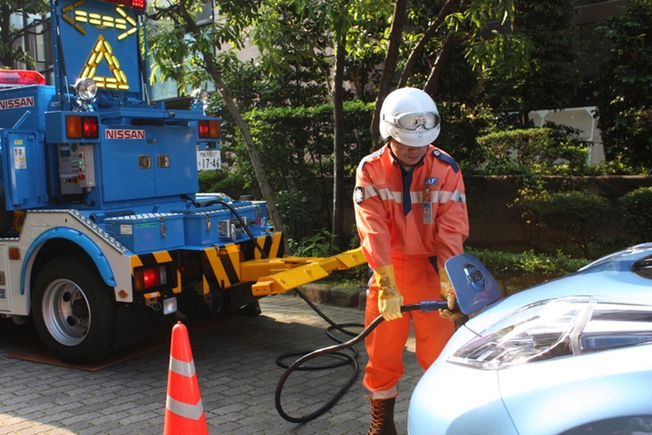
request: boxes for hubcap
[41,279,91,346]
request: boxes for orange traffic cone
[164,321,209,435]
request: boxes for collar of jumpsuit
[388,139,429,216]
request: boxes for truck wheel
[240,300,261,317]
[32,257,116,364]
[179,287,228,320]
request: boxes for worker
[353,87,469,435]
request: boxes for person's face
[389,139,429,167]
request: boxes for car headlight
[448,296,652,370]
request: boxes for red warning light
[101,0,146,10]
[0,70,46,86]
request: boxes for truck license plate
[197,150,221,170]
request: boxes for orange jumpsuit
[353,144,469,399]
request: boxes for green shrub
[198,170,250,198]
[466,247,588,278]
[619,187,652,243]
[276,189,322,246]
[517,190,611,257]
[288,227,333,258]
[473,126,590,175]
[466,247,589,295]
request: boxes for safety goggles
[384,112,441,131]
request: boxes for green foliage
[288,227,333,257]
[466,247,588,279]
[517,190,611,257]
[446,0,534,79]
[618,187,652,243]
[436,101,496,164]
[147,0,259,90]
[0,0,49,67]
[472,125,590,175]
[143,0,647,262]
[276,189,323,245]
[208,59,329,113]
[202,99,373,251]
[484,0,581,122]
[198,170,250,199]
[587,155,650,176]
[223,100,373,192]
[206,101,376,257]
[251,0,392,102]
[466,247,589,295]
[595,0,652,168]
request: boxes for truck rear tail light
[66,115,99,139]
[198,120,221,139]
[134,265,168,292]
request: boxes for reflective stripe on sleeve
[426,189,466,204]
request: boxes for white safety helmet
[379,87,441,147]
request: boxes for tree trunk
[178,6,286,251]
[398,0,458,88]
[331,32,347,252]
[1,5,14,67]
[208,66,285,245]
[370,0,408,151]
[424,34,455,95]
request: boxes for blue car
[408,244,652,435]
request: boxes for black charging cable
[275,298,451,423]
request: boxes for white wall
[529,106,605,165]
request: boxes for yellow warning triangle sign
[80,35,129,90]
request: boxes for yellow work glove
[374,265,404,321]
[438,267,462,322]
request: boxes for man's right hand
[375,265,404,321]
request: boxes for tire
[179,287,228,320]
[240,300,261,317]
[31,257,116,364]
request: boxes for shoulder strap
[432,149,460,173]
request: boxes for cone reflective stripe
[164,321,208,435]
[166,356,203,420]
[166,395,204,421]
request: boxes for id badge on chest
[422,188,433,224]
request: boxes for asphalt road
[0,294,422,434]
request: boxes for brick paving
[0,293,422,434]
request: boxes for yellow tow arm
[244,247,367,296]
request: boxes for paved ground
[0,293,422,434]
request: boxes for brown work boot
[367,397,397,435]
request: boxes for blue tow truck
[0,0,364,363]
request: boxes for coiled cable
[274,298,444,423]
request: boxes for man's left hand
[438,268,462,322]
